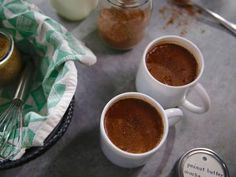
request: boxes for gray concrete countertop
[1,0,236,176]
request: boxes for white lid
[178,148,229,177]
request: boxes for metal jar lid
[178,148,229,177]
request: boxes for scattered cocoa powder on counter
[201,29,206,34]
[180,29,187,36]
[158,1,203,36]
[174,0,189,3]
[172,0,198,16]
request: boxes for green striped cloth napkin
[0,0,96,160]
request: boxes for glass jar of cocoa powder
[98,0,152,50]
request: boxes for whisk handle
[14,61,33,101]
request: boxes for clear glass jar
[98,0,152,50]
[0,30,23,86]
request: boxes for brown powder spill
[173,0,190,5]
[201,29,206,34]
[159,2,202,36]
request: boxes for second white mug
[100,92,183,168]
[136,35,210,114]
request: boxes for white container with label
[50,0,98,21]
[177,148,229,177]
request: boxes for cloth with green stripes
[0,0,96,159]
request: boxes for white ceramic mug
[136,35,210,114]
[100,92,183,168]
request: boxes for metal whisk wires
[0,61,32,161]
[0,99,23,160]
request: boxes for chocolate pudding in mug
[146,43,198,86]
[104,98,164,153]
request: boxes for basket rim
[0,97,75,170]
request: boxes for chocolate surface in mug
[105,98,164,154]
[146,43,198,86]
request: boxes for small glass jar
[98,0,152,50]
[0,30,23,86]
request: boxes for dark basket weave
[0,97,75,170]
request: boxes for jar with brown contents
[0,31,23,87]
[98,0,152,50]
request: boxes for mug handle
[165,108,183,127]
[182,83,210,114]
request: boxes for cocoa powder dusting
[146,43,198,86]
[159,1,203,36]
[174,0,190,4]
[105,98,164,153]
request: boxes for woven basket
[0,97,75,170]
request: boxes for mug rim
[100,92,169,158]
[142,35,204,89]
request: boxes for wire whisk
[0,62,32,161]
